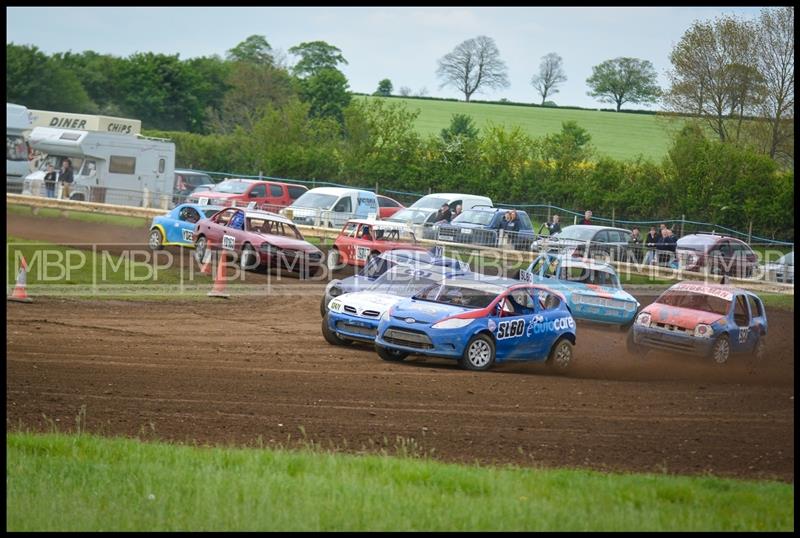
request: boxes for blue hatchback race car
[374,279,577,372]
[148,203,223,250]
[519,253,639,327]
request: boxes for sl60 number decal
[497,319,526,340]
[222,235,236,250]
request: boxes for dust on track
[5,211,796,482]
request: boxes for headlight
[693,324,713,338]
[635,312,651,327]
[623,301,636,312]
[431,317,473,329]
[329,285,343,298]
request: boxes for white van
[7,103,33,191]
[281,187,379,228]
[22,127,175,207]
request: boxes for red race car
[327,219,426,269]
[193,207,323,276]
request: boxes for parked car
[328,219,425,269]
[186,178,307,212]
[281,187,380,228]
[322,264,468,346]
[193,207,323,277]
[436,207,536,250]
[173,169,214,205]
[376,194,404,219]
[675,233,758,278]
[519,253,639,327]
[533,225,633,262]
[765,251,794,284]
[408,192,493,212]
[627,281,767,365]
[374,278,577,372]
[321,249,470,316]
[148,203,223,250]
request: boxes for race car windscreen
[368,271,438,297]
[247,217,303,239]
[203,208,222,218]
[414,283,501,309]
[291,192,338,210]
[654,290,730,317]
[561,265,620,288]
[387,208,436,224]
[214,181,251,194]
[451,210,495,226]
[409,197,448,210]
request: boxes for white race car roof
[243,209,294,225]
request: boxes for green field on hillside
[6,433,793,531]
[361,96,685,162]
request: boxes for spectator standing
[43,164,58,199]
[580,210,592,225]
[643,226,659,265]
[628,227,642,263]
[58,158,74,199]
[539,214,561,236]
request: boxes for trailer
[6,103,33,191]
[21,127,176,207]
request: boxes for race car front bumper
[632,325,714,356]
[375,321,468,359]
[328,311,381,343]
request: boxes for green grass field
[362,96,685,162]
[6,432,793,532]
[7,202,151,228]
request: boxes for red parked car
[376,194,405,219]
[327,219,426,269]
[676,233,758,278]
[193,207,323,276]
[187,179,308,213]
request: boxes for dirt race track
[6,211,796,482]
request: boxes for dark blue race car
[374,279,577,372]
[148,203,223,250]
[320,248,470,315]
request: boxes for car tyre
[240,243,259,271]
[321,313,350,346]
[376,345,408,362]
[547,337,575,374]
[710,334,731,365]
[148,228,164,251]
[327,248,341,272]
[320,295,329,317]
[458,333,495,371]
[194,236,208,264]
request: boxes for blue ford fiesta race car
[320,248,470,316]
[374,279,577,372]
[520,253,639,327]
[148,203,223,250]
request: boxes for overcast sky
[7,6,766,109]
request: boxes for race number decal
[738,327,749,344]
[355,246,371,261]
[222,235,236,250]
[497,319,526,340]
[519,270,533,282]
[182,229,193,242]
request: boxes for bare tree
[436,35,510,102]
[531,53,567,105]
[665,15,764,143]
[398,86,412,97]
[756,6,794,160]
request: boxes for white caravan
[22,127,175,207]
[6,103,33,189]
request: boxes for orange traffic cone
[199,239,214,275]
[8,255,33,303]
[208,249,230,299]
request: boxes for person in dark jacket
[580,210,592,225]
[643,226,659,265]
[657,227,677,265]
[539,214,561,236]
[58,158,74,199]
[434,203,452,224]
[627,226,642,263]
[43,164,58,198]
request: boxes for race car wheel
[321,313,350,346]
[710,334,731,365]
[752,336,766,361]
[194,236,208,264]
[148,229,164,251]
[459,334,495,371]
[320,295,329,317]
[327,249,341,272]
[240,244,258,271]
[547,338,575,374]
[376,345,409,362]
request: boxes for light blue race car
[148,203,223,250]
[519,253,639,328]
[320,248,470,316]
[374,279,577,372]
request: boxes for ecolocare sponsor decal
[529,316,575,335]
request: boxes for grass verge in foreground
[6,433,793,531]
[8,203,151,228]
